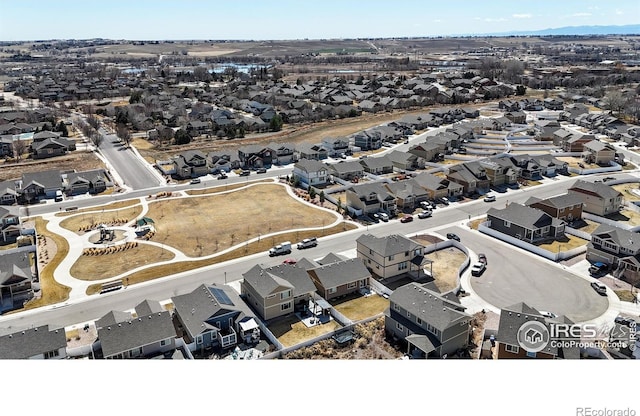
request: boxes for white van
[55,190,63,202]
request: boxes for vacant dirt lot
[0,151,105,182]
[146,183,338,257]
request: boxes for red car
[282,258,297,265]
[400,215,413,223]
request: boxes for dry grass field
[429,247,467,292]
[537,235,589,252]
[0,151,105,182]
[70,243,176,280]
[55,199,140,217]
[59,205,143,234]
[146,184,338,257]
[269,315,342,348]
[332,293,389,322]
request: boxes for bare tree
[604,90,626,116]
[12,139,27,162]
[116,124,131,147]
[90,131,104,148]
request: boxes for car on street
[400,215,413,223]
[378,212,389,222]
[282,258,297,265]
[239,170,251,176]
[369,214,380,223]
[590,282,607,296]
[478,253,487,265]
[602,176,615,182]
[189,178,201,184]
[471,262,486,276]
[484,195,496,202]
[217,173,228,180]
[446,233,460,241]
[256,168,267,174]
[418,210,432,219]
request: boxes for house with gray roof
[525,193,584,222]
[321,137,349,157]
[447,161,490,195]
[0,207,20,242]
[356,234,428,280]
[568,180,623,216]
[345,182,397,217]
[327,160,364,181]
[173,150,209,179]
[306,257,370,301]
[496,302,579,359]
[581,140,616,165]
[295,143,328,161]
[359,155,393,175]
[20,170,63,202]
[479,157,519,187]
[241,263,316,321]
[487,203,565,243]
[267,142,296,165]
[0,180,19,205]
[0,325,67,359]
[292,158,329,187]
[386,150,425,171]
[385,283,471,358]
[528,154,568,177]
[385,179,430,210]
[31,137,75,159]
[0,249,35,313]
[64,169,109,195]
[95,300,176,359]
[587,224,640,282]
[208,151,241,173]
[173,283,258,353]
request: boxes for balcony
[217,326,237,349]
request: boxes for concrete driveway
[438,225,609,323]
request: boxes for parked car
[590,282,607,296]
[441,197,450,206]
[484,195,496,202]
[418,210,432,219]
[602,176,615,182]
[256,168,267,174]
[400,215,413,223]
[369,214,380,223]
[239,170,251,176]
[282,258,297,265]
[297,237,318,250]
[446,233,460,241]
[217,173,228,180]
[189,178,201,184]
[420,201,432,210]
[378,212,389,222]
[589,262,608,276]
[471,262,486,276]
[478,253,487,265]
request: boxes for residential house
[447,161,490,195]
[486,203,566,243]
[173,150,209,179]
[208,151,241,173]
[295,143,328,161]
[20,170,62,202]
[0,249,35,312]
[385,283,471,358]
[241,263,317,320]
[345,182,397,216]
[479,158,519,187]
[534,120,561,141]
[412,172,463,200]
[525,193,584,222]
[186,120,212,137]
[172,283,259,352]
[31,137,74,159]
[0,325,67,359]
[0,181,19,205]
[238,145,273,169]
[327,160,364,181]
[292,159,329,187]
[504,111,526,124]
[529,154,568,177]
[0,207,20,242]
[386,150,425,171]
[64,169,109,195]
[407,141,443,162]
[95,300,176,359]
[568,180,623,216]
[306,257,370,301]
[359,155,394,175]
[352,130,382,151]
[321,137,350,157]
[496,302,579,359]
[587,224,640,282]
[385,179,430,210]
[509,155,542,180]
[267,142,297,165]
[563,134,597,153]
[0,136,13,158]
[582,141,616,165]
[356,234,428,280]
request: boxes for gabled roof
[242,264,294,297]
[328,160,364,175]
[525,193,584,210]
[386,150,417,165]
[359,155,393,170]
[348,182,395,201]
[590,223,640,252]
[568,180,622,200]
[0,250,32,286]
[307,258,370,289]
[385,179,429,199]
[294,158,328,173]
[356,233,423,257]
[487,203,563,230]
[390,283,470,332]
[21,170,62,190]
[0,325,66,359]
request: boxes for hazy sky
[1,0,638,41]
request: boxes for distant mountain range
[478,24,640,37]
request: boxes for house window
[328,287,336,294]
[160,339,167,346]
[368,259,371,264]
[526,351,537,358]
[44,349,60,359]
[396,323,404,331]
[196,335,203,345]
[388,255,394,261]
[281,302,291,311]
[559,208,565,213]
[505,344,519,354]
[417,317,422,325]
[394,303,400,312]
[280,290,291,300]
[347,282,356,289]
[369,249,373,255]
[504,221,511,228]
[405,251,409,257]
[360,279,366,288]
[398,262,407,271]
[406,311,411,318]
[267,294,276,299]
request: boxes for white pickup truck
[269,241,292,256]
[297,237,317,249]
